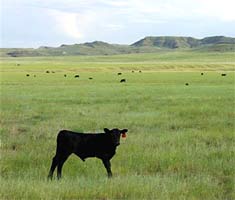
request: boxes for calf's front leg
[48,155,59,180]
[102,159,112,178]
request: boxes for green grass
[1,51,235,72]
[0,53,235,199]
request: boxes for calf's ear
[121,129,128,133]
[104,128,110,133]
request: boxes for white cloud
[98,0,130,7]
[104,24,125,31]
[1,0,235,47]
[121,0,235,22]
[194,0,235,22]
[47,9,96,40]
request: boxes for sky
[1,0,235,48]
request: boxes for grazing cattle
[120,79,126,83]
[26,74,30,77]
[46,71,50,73]
[185,83,189,86]
[132,71,134,73]
[139,70,142,73]
[201,73,204,75]
[89,77,93,80]
[12,145,16,150]
[221,73,227,76]
[48,128,128,179]
[64,74,67,77]
[52,71,55,73]
[117,73,122,75]
[74,75,79,78]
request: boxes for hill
[1,36,235,57]
[131,36,235,49]
[131,36,200,48]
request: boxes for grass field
[0,51,235,199]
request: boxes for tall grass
[0,54,235,199]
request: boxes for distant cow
[139,70,142,73]
[117,73,122,75]
[46,71,50,73]
[185,83,189,86]
[52,71,55,73]
[201,73,204,75]
[89,77,93,80]
[26,74,30,77]
[74,75,79,78]
[48,128,128,179]
[221,73,227,76]
[132,71,134,73]
[120,79,126,83]
[64,74,67,77]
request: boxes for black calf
[48,128,128,179]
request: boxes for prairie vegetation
[0,51,234,199]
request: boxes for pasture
[0,51,235,199]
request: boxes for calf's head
[104,128,128,146]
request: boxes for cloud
[98,0,131,7]
[104,24,125,31]
[47,9,96,40]
[48,10,81,39]
[194,0,235,22]
[1,0,235,47]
